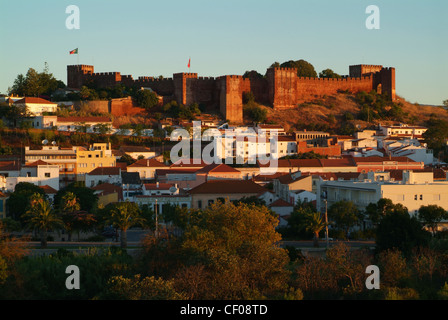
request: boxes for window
[44,173,50,178]
[420,194,423,200]
[197,200,202,209]
[208,199,214,206]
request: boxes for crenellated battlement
[270,67,297,72]
[173,72,198,79]
[67,62,395,121]
[297,75,372,82]
[93,72,120,76]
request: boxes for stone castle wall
[67,63,396,123]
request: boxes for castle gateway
[67,64,395,123]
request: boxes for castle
[67,64,395,123]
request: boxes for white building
[378,123,427,138]
[85,167,122,188]
[5,160,60,191]
[317,170,448,226]
[13,97,58,116]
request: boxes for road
[22,228,375,256]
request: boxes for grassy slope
[257,93,448,133]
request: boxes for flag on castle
[69,48,78,55]
[188,57,190,69]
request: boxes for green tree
[60,192,81,241]
[365,198,405,226]
[105,201,145,248]
[319,69,342,79]
[9,64,64,97]
[375,207,430,255]
[6,182,46,223]
[54,183,98,214]
[302,211,327,247]
[417,205,448,236]
[280,60,317,78]
[24,193,63,248]
[135,89,159,109]
[118,154,136,165]
[328,200,362,239]
[423,118,448,153]
[179,201,290,299]
[103,275,186,300]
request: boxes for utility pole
[155,199,159,238]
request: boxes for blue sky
[1,0,447,105]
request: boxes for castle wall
[67,63,396,122]
[110,97,143,117]
[295,76,374,103]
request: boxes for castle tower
[378,67,396,101]
[349,64,383,77]
[218,75,244,123]
[173,72,198,106]
[266,67,298,109]
[67,65,94,89]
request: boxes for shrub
[384,287,420,300]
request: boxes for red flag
[188,58,190,69]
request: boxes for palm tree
[25,193,63,248]
[303,211,327,248]
[60,192,81,241]
[107,201,144,248]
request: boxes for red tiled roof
[155,168,199,176]
[91,183,123,201]
[57,116,111,123]
[196,163,240,174]
[270,198,294,207]
[119,146,152,153]
[115,162,128,171]
[0,161,21,171]
[253,172,289,182]
[144,183,175,190]
[276,174,310,185]
[87,166,121,176]
[128,158,167,168]
[189,180,267,195]
[14,97,56,105]
[170,159,207,168]
[352,156,416,163]
[259,158,356,168]
[24,160,50,167]
[39,185,58,194]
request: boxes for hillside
[257,93,448,133]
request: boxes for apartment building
[317,171,448,226]
[76,143,116,176]
[25,145,77,187]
